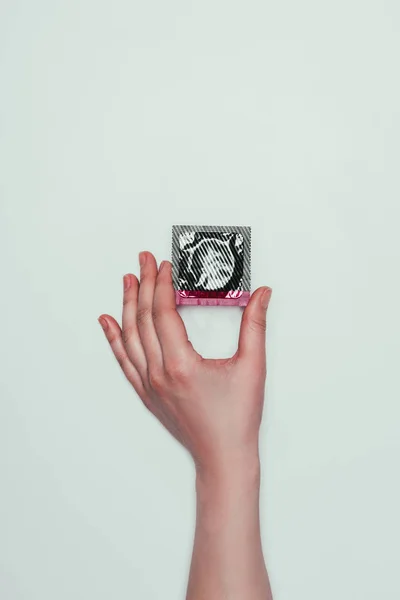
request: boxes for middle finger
[137,251,163,372]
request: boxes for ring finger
[121,273,148,382]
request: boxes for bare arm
[188,456,271,600]
[98,251,273,600]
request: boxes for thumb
[237,286,272,360]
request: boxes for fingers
[137,252,163,372]
[152,261,194,366]
[101,252,196,397]
[98,314,150,403]
[121,273,148,381]
[237,287,272,363]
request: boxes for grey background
[1,1,400,599]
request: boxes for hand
[98,251,272,476]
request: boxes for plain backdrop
[1,1,400,599]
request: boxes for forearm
[186,453,272,600]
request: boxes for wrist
[194,450,261,540]
[195,449,261,495]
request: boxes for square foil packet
[172,225,251,306]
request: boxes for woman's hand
[99,251,274,599]
[98,251,272,477]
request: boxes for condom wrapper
[172,225,251,306]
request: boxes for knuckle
[151,307,161,325]
[165,360,190,383]
[148,369,164,391]
[152,306,172,326]
[246,315,267,334]
[139,271,154,285]
[122,324,135,345]
[136,307,152,326]
[107,331,117,344]
[115,353,127,371]
[123,280,137,306]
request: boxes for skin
[98,251,273,600]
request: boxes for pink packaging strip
[176,290,251,306]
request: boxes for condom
[172,225,251,306]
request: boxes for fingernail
[159,260,166,272]
[98,316,108,331]
[123,274,131,291]
[261,288,272,310]
[139,252,146,268]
